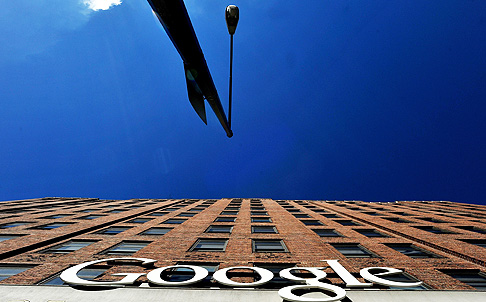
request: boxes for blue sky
[1,1,485,204]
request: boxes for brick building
[0,197,485,301]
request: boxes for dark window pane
[206,225,233,233]
[97,227,130,235]
[252,226,277,233]
[355,229,388,237]
[313,229,342,237]
[190,239,228,252]
[331,244,373,258]
[442,270,486,290]
[386,244,438,258]
[44,240,96,253]
[251,217,271,223]
[128,218,152,223]
[0,265,35,281]
[335,220,360,226]
[0,235,23,242]
[163,219,187,224]
[104,242,149,255]
[413,226,456,234]
[221,211,238,216]
[214,217,236,222]
[253,240,287,252]
[0,222,30,229]
[140,227,172,235]
[293,214,311,218]
[251,211,268,216]
[301,220,323,226]
[33,223,72,230]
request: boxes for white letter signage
[213,266,273,287]
[360,267,423,287]
[60,258,156,286]
[146,265,208,286]
[60,258,423,302]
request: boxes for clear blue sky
[1,1,485,204]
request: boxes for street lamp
[225,5,239,130]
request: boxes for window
[41,214,72,219]
[188,208,203,212]
[0,235,23,242]
[301,220,323,226]
[103,241,149,255]
[383,217,410,223]
[331,243,374,258]
[226,207,240,211]
[355,229,388,237]
[214,217,236,222]
[190,239,228,252]
[127,218,152,223]
[0,265,34,281]
[386,243,439,258]
[364,211,380,216]
[454,226,486,234]
[413,226,456,234]
[322,214,340,218]
[40,268,106,285]
[251,217,271,223]
[312,229,342,237]
[97,226,131,235]
[441,270,486,290]
[140,227,172,235]
[251,211,268,216]
[150,212,168,216]
[177,212,197,217]
[32,223,72,230]
[461,239,486,249]
[78,209,97,213]
[206,225,233,233]
[293,214,311,218]
[79,215,104,220]
[251,207,265,211]
[163,218,187,224]
[44,240,97,253]
[107,209,126,214]
[0,222,30,229]
[252,226,278,233]
[252,239,287,252]
[221,211,238,216]
[335,220,361,226]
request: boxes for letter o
[213,266,273,287]
[147,265,208,286]
[278,282,347,302]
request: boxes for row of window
[36,237,446,259]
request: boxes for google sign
[60,258,423,302]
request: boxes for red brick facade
[0,198,485,290]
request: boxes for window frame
[251,225,278,234]
[252,239,288,253]
[102,241,150,255]
[205,225,233,233]
[189,239,228,252]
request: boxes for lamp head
[225,5,239,35]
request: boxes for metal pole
[229,34,234,130]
